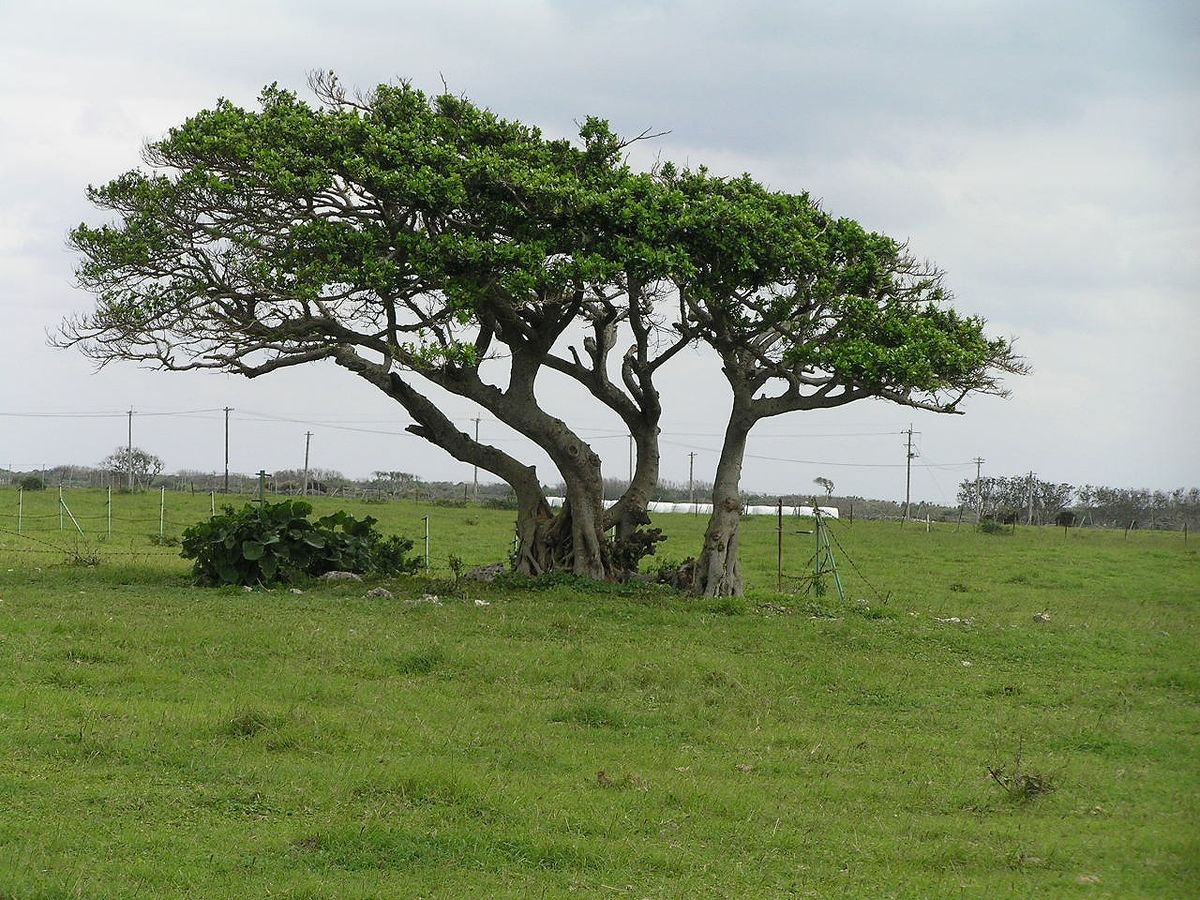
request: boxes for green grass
[0,488,1197,896]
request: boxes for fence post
[422,515,430,569]
[107,486,112,539]
[17,487,22,534]
[210,491,216,517]
[59,485,64,531]
[776,498,783,593]
[159,486,166,539]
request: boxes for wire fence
[2,486,1185,591]
[0,486,469,574]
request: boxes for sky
[1,0,1196,504]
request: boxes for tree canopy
[100,446,165,490]
[63,75,1024,592]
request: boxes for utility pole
[472,416,481,503]
[902,424,917,521]
[223,407,232,493]
[302,431,313,496]
[127,407,134,491]
[1027,470,1035,526]
[688,451,697,510]
[973,457,985,523]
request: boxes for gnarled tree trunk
[549,443,613,579]
[693,413,752,597]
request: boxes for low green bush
[181,500,419,586]
[978,518,1013,535]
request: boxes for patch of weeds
[1005,573,1031,585]
[702,596,747,616]
[42,668,88,689]
[701,670,732,688]
[148,533,180,547]
[849,601,895,620]
[988,742,1055,802]
[62,646,120,665]
[595,769,649,791]
[1151,668,1200,696]
[1070,733,1135,757]
[949,581,970,593]
[700,670,747,694]
[797,599,840,618]
[447,554,465,584]
[982,684,1022,698]
[1008,849,1049,870]
[550,615,587,640]
[65,540,102,567]
[223,708,287,738]
[391,645,446,675]
[550,701,627,729]
[978,519,1013,535]
[264,728,303,753]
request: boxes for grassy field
[0,488,1197,897]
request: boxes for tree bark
[439,346,618,580]
[333,352,567,574]
[693,409,753,597]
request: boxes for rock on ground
[319,571,363,582]
[464,563,506,583]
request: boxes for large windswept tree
[662,168,1026,595]
[63,76,1022,592]
[62,75,683,579]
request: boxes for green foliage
[65,77,648,373]
[180,499,418,586]
[659,166,1024,409]
[18,475,45,491]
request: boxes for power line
[0,404,981,475]
[0,408,224,418]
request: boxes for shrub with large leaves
[181,500,419,586]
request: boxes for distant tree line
[958,475,1199,529]
[3,461,1193,530]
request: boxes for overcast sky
[1,0,1196,503]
